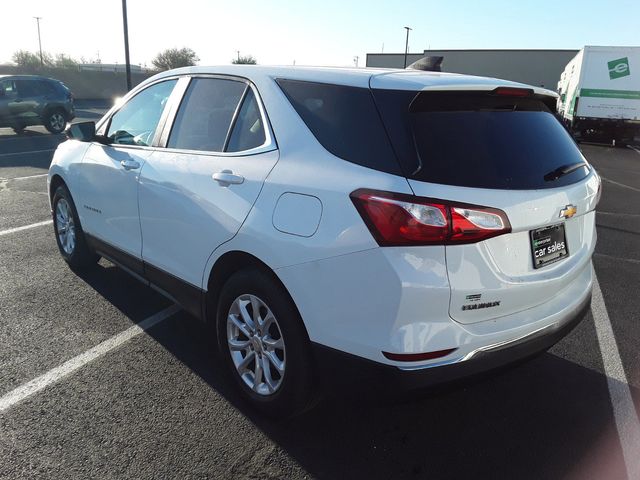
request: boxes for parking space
[0,132,639,478]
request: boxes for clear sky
[1,0,638,67]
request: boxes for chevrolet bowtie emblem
[559,204,577,219]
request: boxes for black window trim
[222,84,250,152]
[156,73,277,157]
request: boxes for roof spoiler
[407,56,444,72]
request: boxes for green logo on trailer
[608,57,630,80]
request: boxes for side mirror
[66,121,110,144]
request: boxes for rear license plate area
[530,223,569,269]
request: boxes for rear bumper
[312,290,591,392]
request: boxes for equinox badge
[559,204,577,219]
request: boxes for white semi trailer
[557,46,640,145]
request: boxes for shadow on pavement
[74,261,172,322]
[133,304,627,480]
[70,258,629,480]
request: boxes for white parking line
[601,176,640,193]
[597,211,640,218]
[595,253,640,266]
[4,173,49,181]
[592,274,640,479]
[0,220,53,237]
[0,305,180,413]
[0,149,54,157]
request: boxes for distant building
[366,49,578,90]
[78,63,146,74]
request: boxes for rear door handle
[212,170,244,186]
[120,159,141,170]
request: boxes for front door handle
[120,159,141,170]
[213,170,244,186]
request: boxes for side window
[107,79,177,146]
[0,80,17,98]
[16,80,39,98]
[167,78,246,152]
[276,79,401,175]
[39,81,57,96]
[226,89,267,152]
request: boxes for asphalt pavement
[0,117,639,479]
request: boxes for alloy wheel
[227,294,286,396]
[55,198,76,255]
[49,112,66,132]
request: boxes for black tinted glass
[168,78,246,152]
[38,81,57,95]
[226,89,266,152]
[373,90,589,189]
[276,79,401,175]
[16,80,40,97]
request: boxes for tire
[44,109,67,134]
[216,268,316,418]
[52,185,99,269]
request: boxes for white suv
[48,66,600,416]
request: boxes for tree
[232,55,257,65]
[54,53,78,69]
[12,49,53,68]
[152,47,199,71]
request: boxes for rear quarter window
[276,79,402,175]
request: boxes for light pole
[34,17,43,67]
[121,0,132,91]
[403,26,412,68]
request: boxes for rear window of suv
[372,89,589,190]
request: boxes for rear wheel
[52,185,99,269]
[216,268,315,417]
[44,109,67,134]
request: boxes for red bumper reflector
[382,348,457,362]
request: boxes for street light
[34,17,43,67]
[121,0,132,91]
[403,26,412,69]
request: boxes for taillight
[350,189,511,246]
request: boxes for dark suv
[0,75,75,134]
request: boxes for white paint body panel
[138,149,279,287]
[272,193,322,237]
[408,171,599,324]
[74,144,151,258]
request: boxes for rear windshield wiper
[544,162,587,182]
